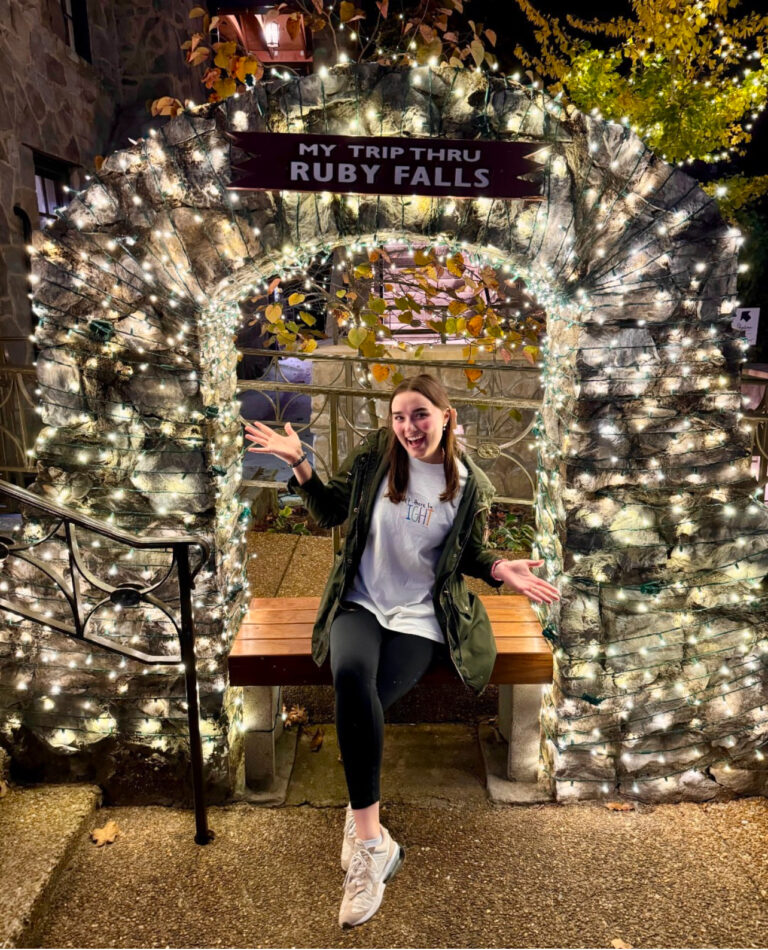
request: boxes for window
[60,0,91,62]
[33,153,74,227]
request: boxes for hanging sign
[227,131,543,200]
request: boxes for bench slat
[228,593,552,686]
[230,635,549,656]
[242,596,538,620]
[236,621,544,641]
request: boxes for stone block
[241,685,283,788]
[709,766,768,796]
[498,683,544,782]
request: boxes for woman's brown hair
[385,374,460,504]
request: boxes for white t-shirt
[346,456,468,643]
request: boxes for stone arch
[19,63,766,804]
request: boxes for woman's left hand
[495,559,560,604]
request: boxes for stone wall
[1,63,762,804]
[0,0,196,363]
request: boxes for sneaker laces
[344,846,377,898]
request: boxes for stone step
[0,784,101,948]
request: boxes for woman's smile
[391,391,449,464]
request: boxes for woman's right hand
[244,420,304,465]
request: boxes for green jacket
[288,428,503,694]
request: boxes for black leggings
[330,602,442,809]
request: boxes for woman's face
[390,391,450,464]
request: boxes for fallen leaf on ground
[283,704,308,728]
[91,820,120,846]
[605,802,635,811]
[309,727,325,752]
[611,940,633,949]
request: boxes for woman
[244,373,559,929]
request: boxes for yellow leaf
[288,292,306,306]
[301,338,318,353]
[371,363,390,382]
[605,802,635,811]
[232,56,247,83]
[470,38,485,68]
[368,249,381,263]
[189,6,207,18]
[339,1,356,22]
[468,314,484,336]
[214,41,237,69]
[91,820,120,847]
[448,299,466,317]
[336,289,347,298]
[465,367,483,384]
[354,263,373,279]
[213,77,236,99]
[242,56,263,80]
[446,253,465,277]
[264,303,283,323]
[347,326,368,348]
[413,248,431,266]
[299,310,316,326]
[485,28,497,47]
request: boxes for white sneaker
[341,804,356,872]
[338,826,404,929]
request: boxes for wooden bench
[228,594,552,788]
[230,595,551,685]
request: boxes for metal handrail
[0,478,214,845]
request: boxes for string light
[3,62,761,802]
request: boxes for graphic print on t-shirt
[405,495,434,527]
[346,456,468,644]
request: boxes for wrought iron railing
[742,372,768,490]
[0,478,213,844]
[237,348,543,506]
[0,364,38,481]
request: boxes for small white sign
[733,307,760,346]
